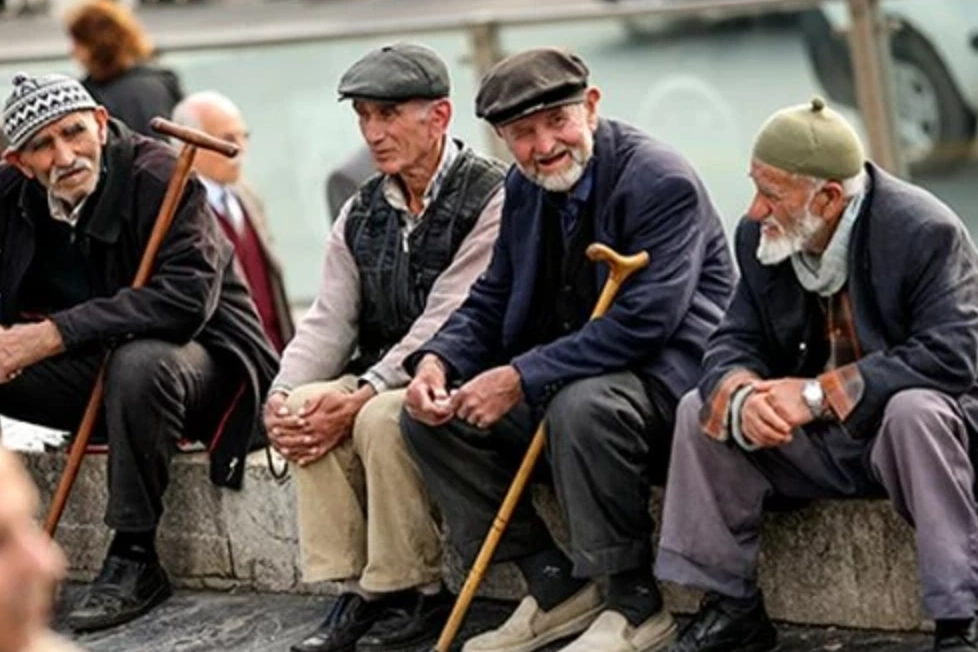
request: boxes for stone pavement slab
[53,585,931,652]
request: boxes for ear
[93,106,109,145]
[813,180,847,222]
[431,99,452,132]
[3,148,34,179]
[583,87,601,131]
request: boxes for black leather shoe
[292,593,399,652]
[670,592,777,652]
[935,618,978,650]
[66,555,172,632]
[357,586,454,651]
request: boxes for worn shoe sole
[463,604,604,652]
[635,612,679,652]
[66,579,173,633]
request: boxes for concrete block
[22,448,926,631]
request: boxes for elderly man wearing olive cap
[263,43,505,652]
[655,98,978,652]
[401,47,735,652]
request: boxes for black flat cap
[476,47,590,126]
[338,43,450,102]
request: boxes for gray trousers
[655,388,978,619]
[401,371,674,578]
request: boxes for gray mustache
[52,160,93,182]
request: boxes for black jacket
[0,120,278,488]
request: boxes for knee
[399,407,444,461]
[879,389,964,449]
[106,340,183,404]
[546,375,633,454]
[352,390,408,458]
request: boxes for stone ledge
[22,449,924,630]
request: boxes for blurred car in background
[800,0,978,173]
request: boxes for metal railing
[0,0,904,173]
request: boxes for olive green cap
[752,96,866,179]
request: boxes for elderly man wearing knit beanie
[655,96,978,652]
[0,72,278,633]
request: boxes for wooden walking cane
[43,117,240,537]
[430,243,650,652]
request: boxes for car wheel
[890,25,976,174]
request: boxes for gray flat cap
[475,47,589,126]
[338,43,450,102]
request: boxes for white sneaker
[556,610,678,652]
[462,583,603,652]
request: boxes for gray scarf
[791,190,866,296]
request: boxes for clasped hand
[404,355,523,429]
[739,377,818,449]
[264,386,373,467]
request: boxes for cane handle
[150,117,240,158]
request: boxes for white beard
[756,208,824,266]
[519,128,594,193]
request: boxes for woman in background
[65,0,183,139]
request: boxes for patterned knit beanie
[2,72,98,151]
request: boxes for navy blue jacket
[408,118,735,407]
[700,163,978,438]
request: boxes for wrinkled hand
[404,355,454,426]
[269,388,374,466]
[451,365,523,430]
[739,389,793,449]
[263,391,293,457]
[0,321,64,383]
[753,378,816,429]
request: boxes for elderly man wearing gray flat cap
[656,98,978,652]
[0,73,277,632]
[263,43,505,652]
[401,47,735,652]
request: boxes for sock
[516,546,586,612]
[418,581,443,596]
[936,618,975,637]
[708,589,762,615]
[606,568,663,627]
[339,579,382,601]
[108,529,157,562]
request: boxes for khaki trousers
[290,375,443,592]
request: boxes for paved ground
[52,584,932,652]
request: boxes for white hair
[801,168,868,198]
[169,91,242,145]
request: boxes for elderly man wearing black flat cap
[265,43,506,652]
[401,47,735,652]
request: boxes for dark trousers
[401,371,675,578]
[0,339,239,531]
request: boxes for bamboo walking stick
[430,243,650,652]
[44,117,239,536]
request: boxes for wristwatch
[801,379,827,419]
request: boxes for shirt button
[563,285,572,293]
[562,321,572,331]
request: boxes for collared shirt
[354,137,460,392]
[46,190,87,227]
[542,158,595,244]
[381,136,459,236]
[200,176,246,234]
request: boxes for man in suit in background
[172,91,295,353]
